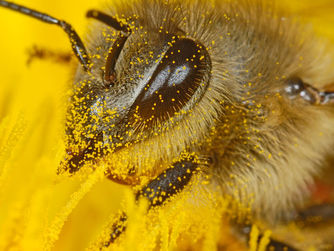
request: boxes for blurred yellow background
[0,1,126,250]
[0,0,334,250]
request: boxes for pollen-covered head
[62,24,212,177]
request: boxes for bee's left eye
[130,38,211,125]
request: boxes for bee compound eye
[129,38,211,125]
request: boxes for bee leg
[265,239,299,251]
[267,204,334,250]
[104,159,200,246]
[273,204,334,250]
[239,204,334,250]
[295,203,334,226]
[284,77,334,105]
[26,45,72,66]
[241,225,299,251]
[105,213,127,246]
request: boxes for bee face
[63,2,215,177]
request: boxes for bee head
[62,12,212,177]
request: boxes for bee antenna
[86,10,131,33]
[0,0,91,72]
[86,11,131,87]
[103,34,128,87]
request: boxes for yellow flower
[0,1,124,250]
[0,0,334,250]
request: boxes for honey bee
[1,0,334,250]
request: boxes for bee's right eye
[130,38,211,126]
